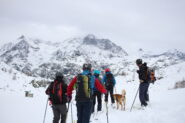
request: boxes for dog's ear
[122,90,126,96]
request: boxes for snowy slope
[1,62,185,123]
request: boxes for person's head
[136,59,142,67]
[82,63,92,71]
[93,70,100,77]
[55,72,64,82]
[105,68,111,73]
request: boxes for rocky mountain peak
[18,35,26,40]
[12,38,29,51]
[82,34,128,55]
[83,34,97,45]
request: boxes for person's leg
[105,89,109,102]
[110,87,115,104]
[82,101,93,123]
[92,92,97,113]
[145,83,150,102]
[139,83,147,106]
[76,102,83,123]
[97,92,102,111]
[52,105,60,123]
[59,104,67,123]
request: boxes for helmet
[105,68,110,72]
[82,63,92,71]
[93,70,100,75]
[136,59,142,65]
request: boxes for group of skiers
[45,59,155,123]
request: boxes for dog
[113,89,126,110]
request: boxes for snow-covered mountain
[0,34,128,80]
[1,35,185,81]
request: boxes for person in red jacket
[67,63,107,123]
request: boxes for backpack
[105,73,114,89]
[75,74,93,101]
[48,81,67,104]
[147,68,156,83]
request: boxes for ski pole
[65,102,70,123]
[106,102,109,123]
[71,101,74,123]
[67,102,70,112]
[43,98,49,123]
[130,86,139,112]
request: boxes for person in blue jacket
[92,70,103,114]
[103,68,116,105]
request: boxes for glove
[49,100,52,105]
[139,80,144,83]
[48,97,52,105]
[67,95,72,103]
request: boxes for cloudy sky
[0,0,185,53]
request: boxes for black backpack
[47,81,67,104]
[105,73,114,89]
[75,74,93,101]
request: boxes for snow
[1,62,185,123]
[1,35,185,123]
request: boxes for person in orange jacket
[67,63,107,123]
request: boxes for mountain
[141,49,185,70]
[1,34,185,84]
[0,34,128,80]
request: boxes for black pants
[139,82,149,106]
[92,91,102,113]
[105,86,115,103]
[52,104,67,123]
[76,100,93,123]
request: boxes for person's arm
[67,77,77,96]
[95,78,107,94]
[45,82,53,95]
[113,76,116,86]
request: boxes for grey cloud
[0,0,185,53]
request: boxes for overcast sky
[0,0,185,53]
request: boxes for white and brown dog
[113,89,126,110]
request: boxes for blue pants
[139,82,149,106]
[76,101,93,123]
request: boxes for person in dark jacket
[67,64,107,123]
[46,72,68,123]
[92,70,103,114]
[103,68,116,106]
[136,59,150,107]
